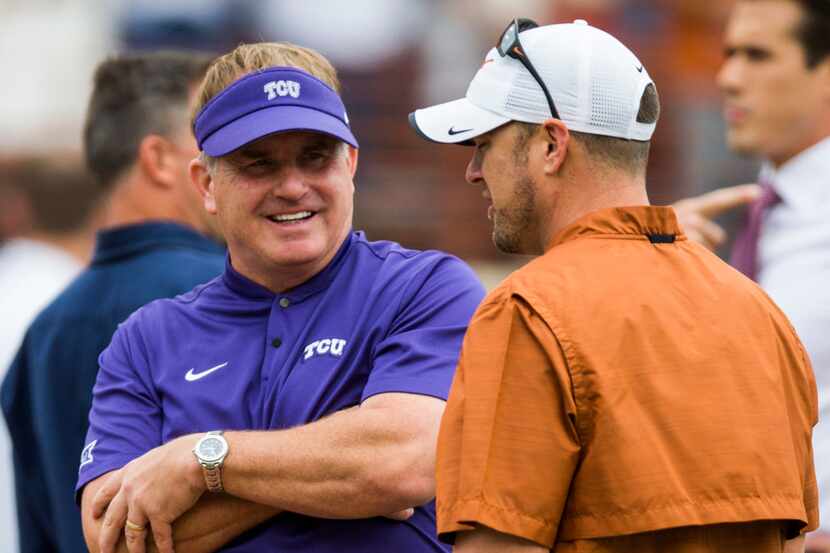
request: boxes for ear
[137,135,178,189]
[540,118,570,176]
[189,157,217,214]
[346,146,359,177]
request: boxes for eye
[232,158,277,176]
[300,149,334,169]
[303,151,326,161]
[248,158,277,169]
[474,141,490,161]
[745,47,770,62]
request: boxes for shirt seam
[511,287,587,445]
[370,254,449,355]
[443,494,556,526]
[565,491,807,519]
[351,236,421,262]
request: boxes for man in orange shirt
[410,18,817,553]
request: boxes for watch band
[204,463,224,493]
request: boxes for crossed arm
[81,392,443,553]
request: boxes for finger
[676,184,760,218]
[688,214,727,249]
[383,508,415,521]
[99,490,129,553]
[677,213,725,251]
[93,470,124,519]
[149,519,175,553]
[124,512,149,553]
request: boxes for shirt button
[279,297,291,308]
[271,337,282,348]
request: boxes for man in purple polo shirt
[77,43,485,553]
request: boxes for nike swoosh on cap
[448,126,474,136]
[185,362,229,382]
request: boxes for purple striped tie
[729,182,781,281]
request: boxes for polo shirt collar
[222,231,357,301]
[547,206,683,250]
[91,221,223,265]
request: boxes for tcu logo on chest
[264,80,301,100]
[304,338,347,361]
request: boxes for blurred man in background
[411,17,816,553]
[0,156,100,553]
[674,3,830,549]
[0,51,225,553]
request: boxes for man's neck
[767,133,830,169]
[540,178,649,251]
[100,176,193,232]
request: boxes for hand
[92,435,205,553]
[384,508,414,521]
[672,184,760,250]
[807,531,830,553]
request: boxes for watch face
[198,436,226,462]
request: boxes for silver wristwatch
[193,430,229,493]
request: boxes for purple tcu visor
[193,66,358,156]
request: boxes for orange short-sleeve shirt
[436,206,818,551]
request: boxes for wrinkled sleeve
[75,312,162,502]
[362,256,485,402]
[435,289,580,548]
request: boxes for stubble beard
[492,172,536,255]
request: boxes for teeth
[270,211,312,222]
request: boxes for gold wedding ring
[125,520,146,532]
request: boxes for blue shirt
[77,232,485,552]
[1,221,224,553]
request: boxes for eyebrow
[303,136,340,150]
[233,146,270,160]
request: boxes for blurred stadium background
[0,0,759,288]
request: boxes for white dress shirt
[0,238,81,553]
[758,137,830,529]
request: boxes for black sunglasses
[497,18,560,120]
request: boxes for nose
[273,166,309,201]
[465,151,484,186]
[716,56,741,95]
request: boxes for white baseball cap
[410,19,656,144]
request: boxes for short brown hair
[84,51,212,188]
[788,0,830,67]
[516,83,660,175]
[193,42,341,125]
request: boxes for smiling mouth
[266,211,316,224]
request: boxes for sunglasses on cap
[497,18,560,120]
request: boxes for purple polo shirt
[77,231,485,552]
